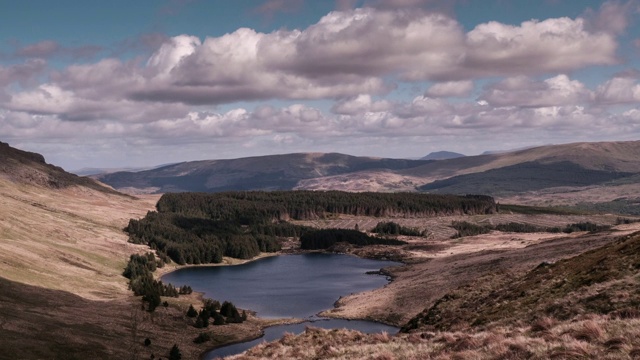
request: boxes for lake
[161,253,401,358]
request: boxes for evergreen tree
[169,344,182,360]
[143,292,161,312]
[186,304,198,318]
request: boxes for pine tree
[169,344,182,360]
[186,304,198,318]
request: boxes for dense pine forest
[300,229,407,249]
[126,191,497,265]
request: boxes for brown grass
[568,320,605,343]
[226,315,640,360]
[0,178,158,300]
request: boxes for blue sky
[1,0,640,170]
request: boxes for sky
[1,0,640,170]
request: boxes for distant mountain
[0,141,120,194]
[94,153,433,193]
[420,151,466,161]
[72,163,179,176]
[93,140,640,196]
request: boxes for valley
[2,140,640,359]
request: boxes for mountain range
[92,141,640,201]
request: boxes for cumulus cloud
[0,59,47,87]
[331,94,392,115]
[583,0,637,35]
[1,4,635,165]
[1,6,622,121]
[425,81,474,98]
[4,86,640,170]
[479,75,592,108]
[460,17,617,79]
[595,75,640,104]
[126,7,617,106]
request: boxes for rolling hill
[94,152,433,193]
[418,161,635,195]
[94,140,640,197]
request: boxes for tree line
[125,191,497,265]
[371,221,424,236]
[123,253,192,311]
[155,191,498,222]
[300,229,407,249]
[451,221,612,238]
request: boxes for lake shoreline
[156,246,406,359]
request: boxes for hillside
[0,142,155,298]
[0,141,121,194]
[95,153,432,193]
[408,140,640,178]
[0,143,237,359]
[226,226,640,360]
[403,230,640,332]
[95,140,640,197]
[419,161,635,195]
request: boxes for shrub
[194,332,212,344]
[451,221,491,238]
[186,304,198,318]
[371,221,422,236]
[300,229,406,250]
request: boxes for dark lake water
[161,253,401,358]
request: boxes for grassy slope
[0,178,157,300]
[404,231,640,332]
[0,178,272,360]
[418,161,634,196]
[406,140,640,179]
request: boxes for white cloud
[595,76,640,104]
[146,35,201,76]
[1,7,621,121]
[425,80,474,98]
[479,75,592,108]
[1,5,637,169]
[583,0,637,35]
[331,94,392,115]
[0,60,47,87]
[461,18,617,79]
